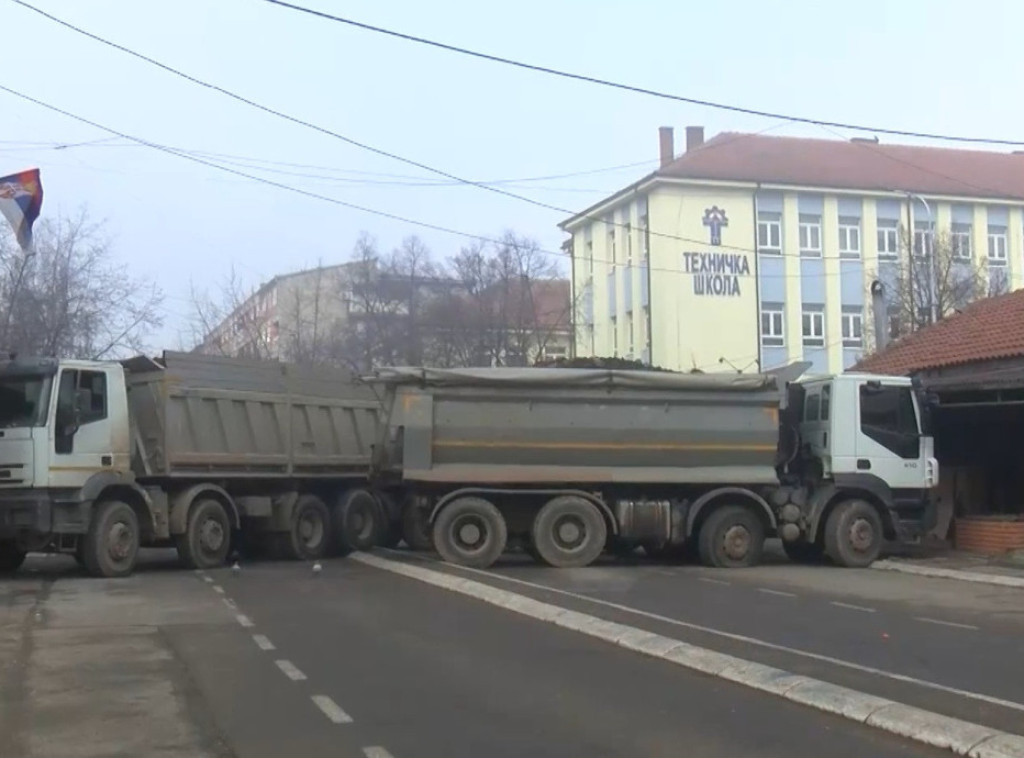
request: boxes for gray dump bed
[368,366,796,486]
[125,352,382,479]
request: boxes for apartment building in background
[560,127,1024,374]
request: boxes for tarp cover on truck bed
[365,366,782,392]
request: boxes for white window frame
[913,226,934,259]
[625,222,633,265]
[838,221,861,258]
[608,229,616,263]
[799,220,822,256]
[760,307,785,347]
[757,215,782,254]
[585,239,594,275]
[802,309,825,346]
[877,221,899,259]
[951,225,972,261]
[988,229,1008,264]
[841,311,863,347]
[610,316,618,356]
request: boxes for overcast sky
[2,0,1021,349]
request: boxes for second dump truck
[369,363,938,570]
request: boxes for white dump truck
[0,352,385,577]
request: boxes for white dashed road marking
[275,660,307,681]
[311,695,353,724]
[914,617,979,631]
[236,614,254,628]
[363,748,395,758]
[831,601,876,613]
[212,585,225,594]
[253,634,275,651]
[203,576,214,583]
[698,577,730,586]
[222,598,237,610]
[758,588,796,598]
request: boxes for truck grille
[0,463,26,486]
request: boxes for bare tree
[189,266,275,360]
[0,209,163,359]
[876,227,989,340]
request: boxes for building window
[838,217,861,258]
[877,220,899,259]
[841,309,863,347]
[609,229,616,263]
[802,309,825,347]
[760,306,785,347]
[627,316,635,358]
[640,214,650,259]
[625,222,633,264]
[988,226,1008,264]
[951,223,972,261]
[799,215,822,257]
[913,223,934,258]
[757,212,782,254]
[586,239,594,275]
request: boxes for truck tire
[283,494,332,560]
[782,540,825,564]
[83,500,140,578]
[176,499,232,570]
[333,489,379,554]
[697,505,764,569]
[401,503,434,552]
[531,496,607,568]
[433,497,507,569]
[824,499,883,568]
[0,541,26,573]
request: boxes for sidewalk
[873,545,1024,588]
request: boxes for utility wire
[1,82,867,282]
[258,0,1024,149]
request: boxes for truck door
[854,381,922,490]
[49,367,114,489]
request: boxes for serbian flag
[0,169,43,251]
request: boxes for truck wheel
[531,496,607,568]
[401,503,434,552]
[83,500,140,578]
[373,492,402,549]
[176,499,232,570]
[433,497,507,569]
[782,540,825,564]
[284,494,331,560]
[334,489,379,554]
[0,540,27,573]
[824,500,883,568]
[697,505,764,569]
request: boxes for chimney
[658,126,675,168]
[686,126,705,152]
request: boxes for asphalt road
[1,549,957,758]
[405,541,1024,735]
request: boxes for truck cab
[781,372,938,560]
[0,356,132,568]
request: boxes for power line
[1,82,868,282]
[6,0,841,258]
[258,0,1024,149]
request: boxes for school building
[559,127,1024,374]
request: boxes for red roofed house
[855,289,1024,554]
[561,127,1024,376]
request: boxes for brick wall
[954,517,1024,555]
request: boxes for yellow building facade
[562,129,1024,375]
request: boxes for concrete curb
[353,553,1024,758]
[872,559,1024,590]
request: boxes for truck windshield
[0,375,53,428]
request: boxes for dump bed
[368,366,800,487]
[125,352,382,479]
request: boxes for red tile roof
[854,289,1024,375]
[660,133,1024,200]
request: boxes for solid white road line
[311,695,353,724]
[914,616,979,631]
[212,585,225,594]
[698,577,730,586]
[758,588,797,598]
[830,601,876,613]
[383,551,1024,715]
[354,552,1024,757]
[236,614,254,628]
[252,634,275,651]
[275,660,307,681]
[362,748,395,758]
